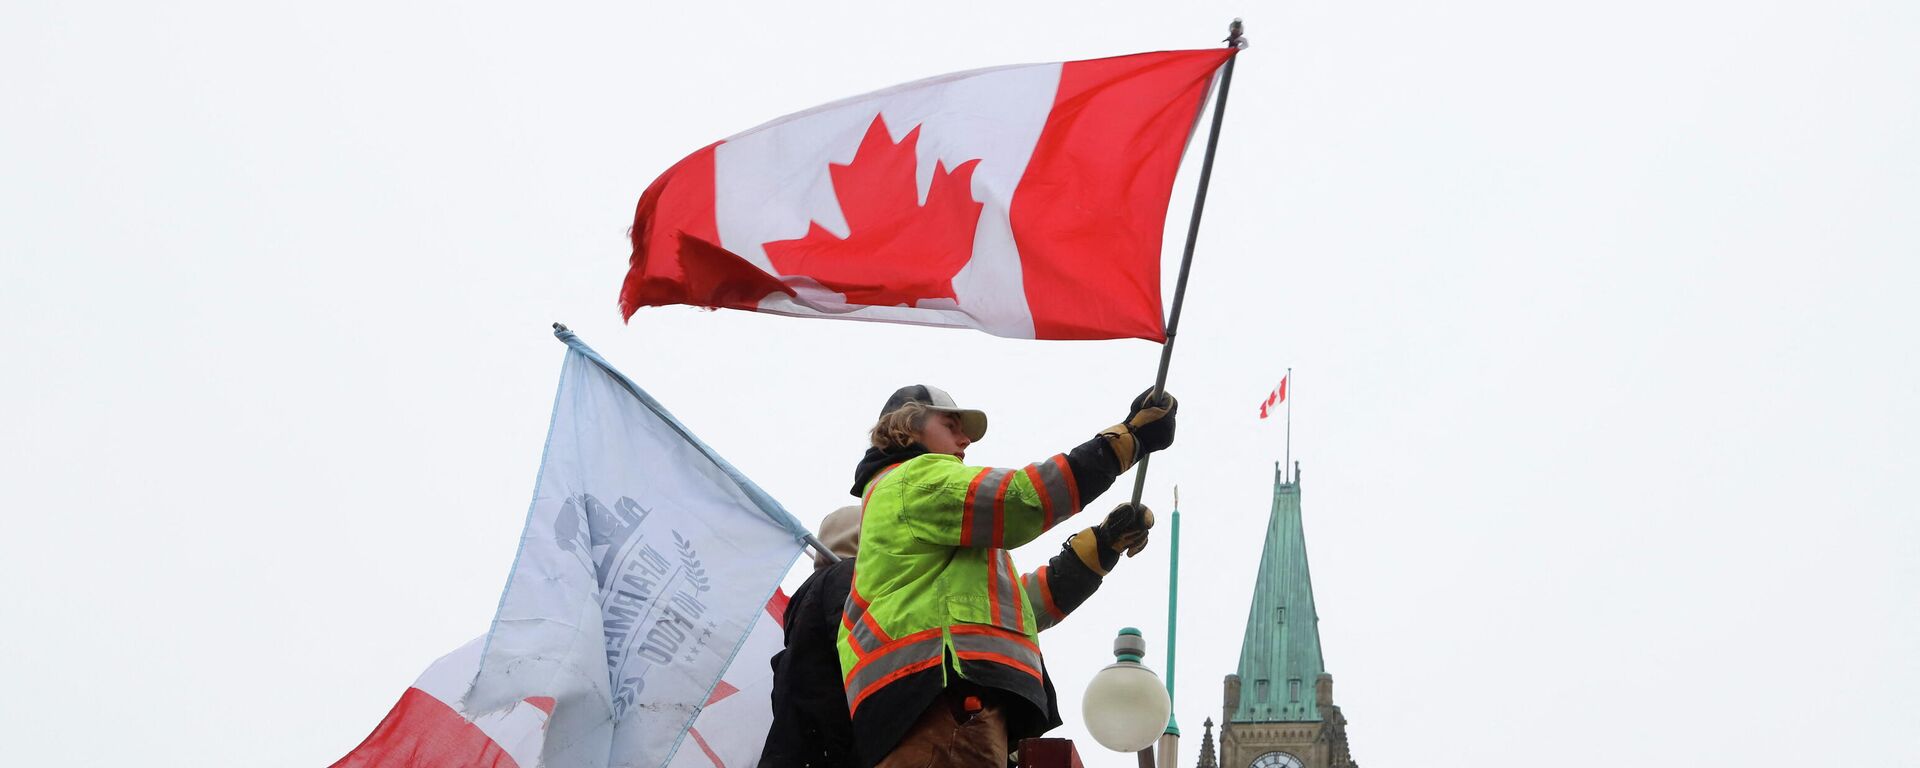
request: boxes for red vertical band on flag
[621,142,793,316]
[1011,49,1236,342]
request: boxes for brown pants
[874,690,1009,768]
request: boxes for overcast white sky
[4,1,1916,766]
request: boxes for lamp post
[1083,628,1174,756]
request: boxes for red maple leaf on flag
[764,114,984,307]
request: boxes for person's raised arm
[895,390,1175,550]
[1022,502,1155,631]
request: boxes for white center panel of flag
[714,62,1062,338]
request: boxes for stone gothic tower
[1216,465,1358,768]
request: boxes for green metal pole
[1164,488,1182,736]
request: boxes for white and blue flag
[464,328,810,768]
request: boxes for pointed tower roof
[1195,718,1217,768]
[1230,463,1326,722]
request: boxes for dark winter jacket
[760,557,860,768]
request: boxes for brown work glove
[1068,503,1156,575]
[1098,389,1178,472]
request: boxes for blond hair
[870,401,932,450]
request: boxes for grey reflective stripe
[994,552,1022,629]
[843,633,945,709]
[841,594,879,654]
[1031,457,1076,525]
[848,613,887,655]
[842,583,892,653]
[970,469,1013,546]
[1021,571,1059,631]
[951,630,1044,679]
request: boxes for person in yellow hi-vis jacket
[837,385,1175,768]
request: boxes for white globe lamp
[1081,627,1173,753]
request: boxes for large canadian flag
[620,49,1237,342]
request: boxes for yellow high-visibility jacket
[837,445,1119,765]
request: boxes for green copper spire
[1231,463,1325,723]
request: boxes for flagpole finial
[1226,19,1247,49]
[553,322,570,332]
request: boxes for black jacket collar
[850,444,929,497]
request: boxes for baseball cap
[880,384,988,442]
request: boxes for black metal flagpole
[1129,19,1247,508]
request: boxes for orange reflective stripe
[950,625,1043,681]
[1023,464,1053,531]
[847,464,900,658]
[954,650,1044,682]
[985,553,1001,635]
[861,464,902,506]
[843,628,945,715]
[1027,455,1078,531]
[843,582,891,654]
[949,624,1038,651]
[959,470,986,546]
[1022,566,1065,630]
[843,628,943,682]
[849,655,943,715]
[1057,455,1079,511]
[970,469,1012,547]
[991,472,1013,548]
[841,611,867,656]
[995,551,1022,631]
[859,609,892,646]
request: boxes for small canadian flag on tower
[1259,372,1289,419]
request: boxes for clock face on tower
[1251,752,1305,768]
